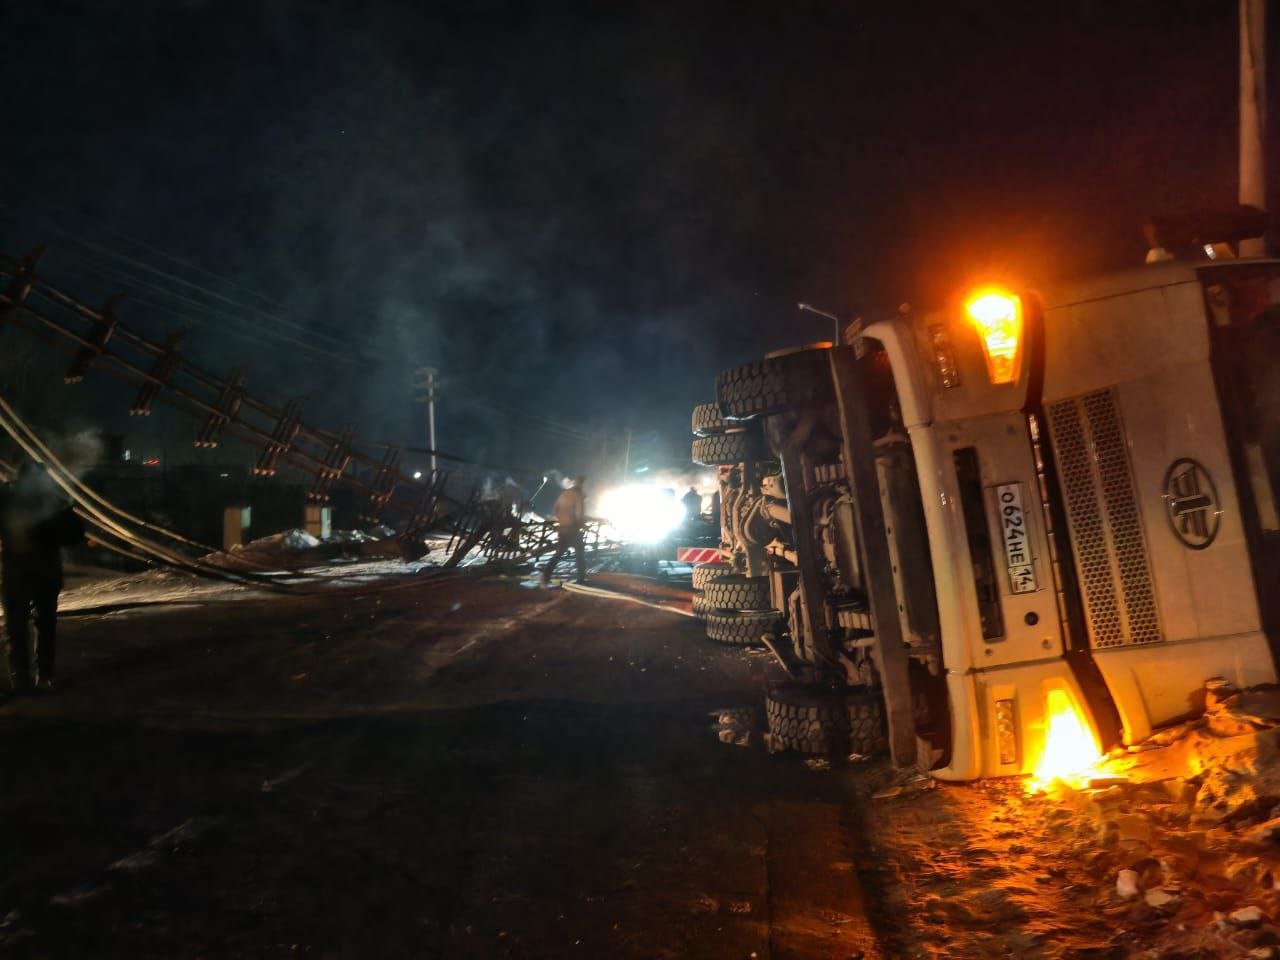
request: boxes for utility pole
[1239,0,1268,257]
[622,429,632,477]
[413,367,439,476]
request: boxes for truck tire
[847,694,888,757]
[705,609,781,646]
[716,347,834,419]
[704,574,771,612]
[692,430,762,466]
[692,401,726,437]
[765,683,887,756]
[692,561,731,592]
[692,591,710,619]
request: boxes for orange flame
[1029,688,1103,790]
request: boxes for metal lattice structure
[0,246,617,573]
[0,248,436,523]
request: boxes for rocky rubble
[1036,682,1280,958]
[859,682,1280,958]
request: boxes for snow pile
[205,525,415,572]
[281,529,321,550]
[325,529,375,544]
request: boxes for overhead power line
[2,198,287,310]
[70,235,355,351]
[0,204,367,359]
[51,255,364,368]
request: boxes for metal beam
[765,409,842,676]
[828,346,917,768]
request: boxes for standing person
[681,486,702,523]
[0,461,84,696]
[541,475,586,586]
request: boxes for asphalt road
[0,574,891,959]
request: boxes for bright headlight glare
[598,484,687,543]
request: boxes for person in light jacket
[541,475,586,585]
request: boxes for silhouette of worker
[0,461,84,696]
[681,486,702,522]
[541,475,586,585]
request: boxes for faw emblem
[1163,458,1221,550]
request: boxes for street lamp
[797,302,843,346]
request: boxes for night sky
[0,0,1257,482]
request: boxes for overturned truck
[693,248,1280,779]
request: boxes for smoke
[0,0,1248,492]
[0,1,780,485]
[49,429,106,479]
[0,424,106,486]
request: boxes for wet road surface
[0,574,890,958]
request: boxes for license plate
[995,483,1038,594]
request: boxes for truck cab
[700,253,1280,780]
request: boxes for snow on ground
[60,567,256,611]
[49,554,444,617]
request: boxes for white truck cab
[863,258,1280,778]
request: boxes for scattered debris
[1230,906,1265,927]
[867,764,935,801]
[1146,718,1205,748]
[1117,868,1140,899]
[1144,889,1180,910]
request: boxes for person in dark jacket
[681,486,702,523]
[0,461,84,695]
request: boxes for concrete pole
[1240,0,1268,257]
[427,368,438,477]
[415,366,439,477]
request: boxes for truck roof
[1040,257,1280,311]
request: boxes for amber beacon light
[964,288,1023,385]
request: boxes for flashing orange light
[965,289,1023,385]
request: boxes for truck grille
[1046,389,1161,648]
